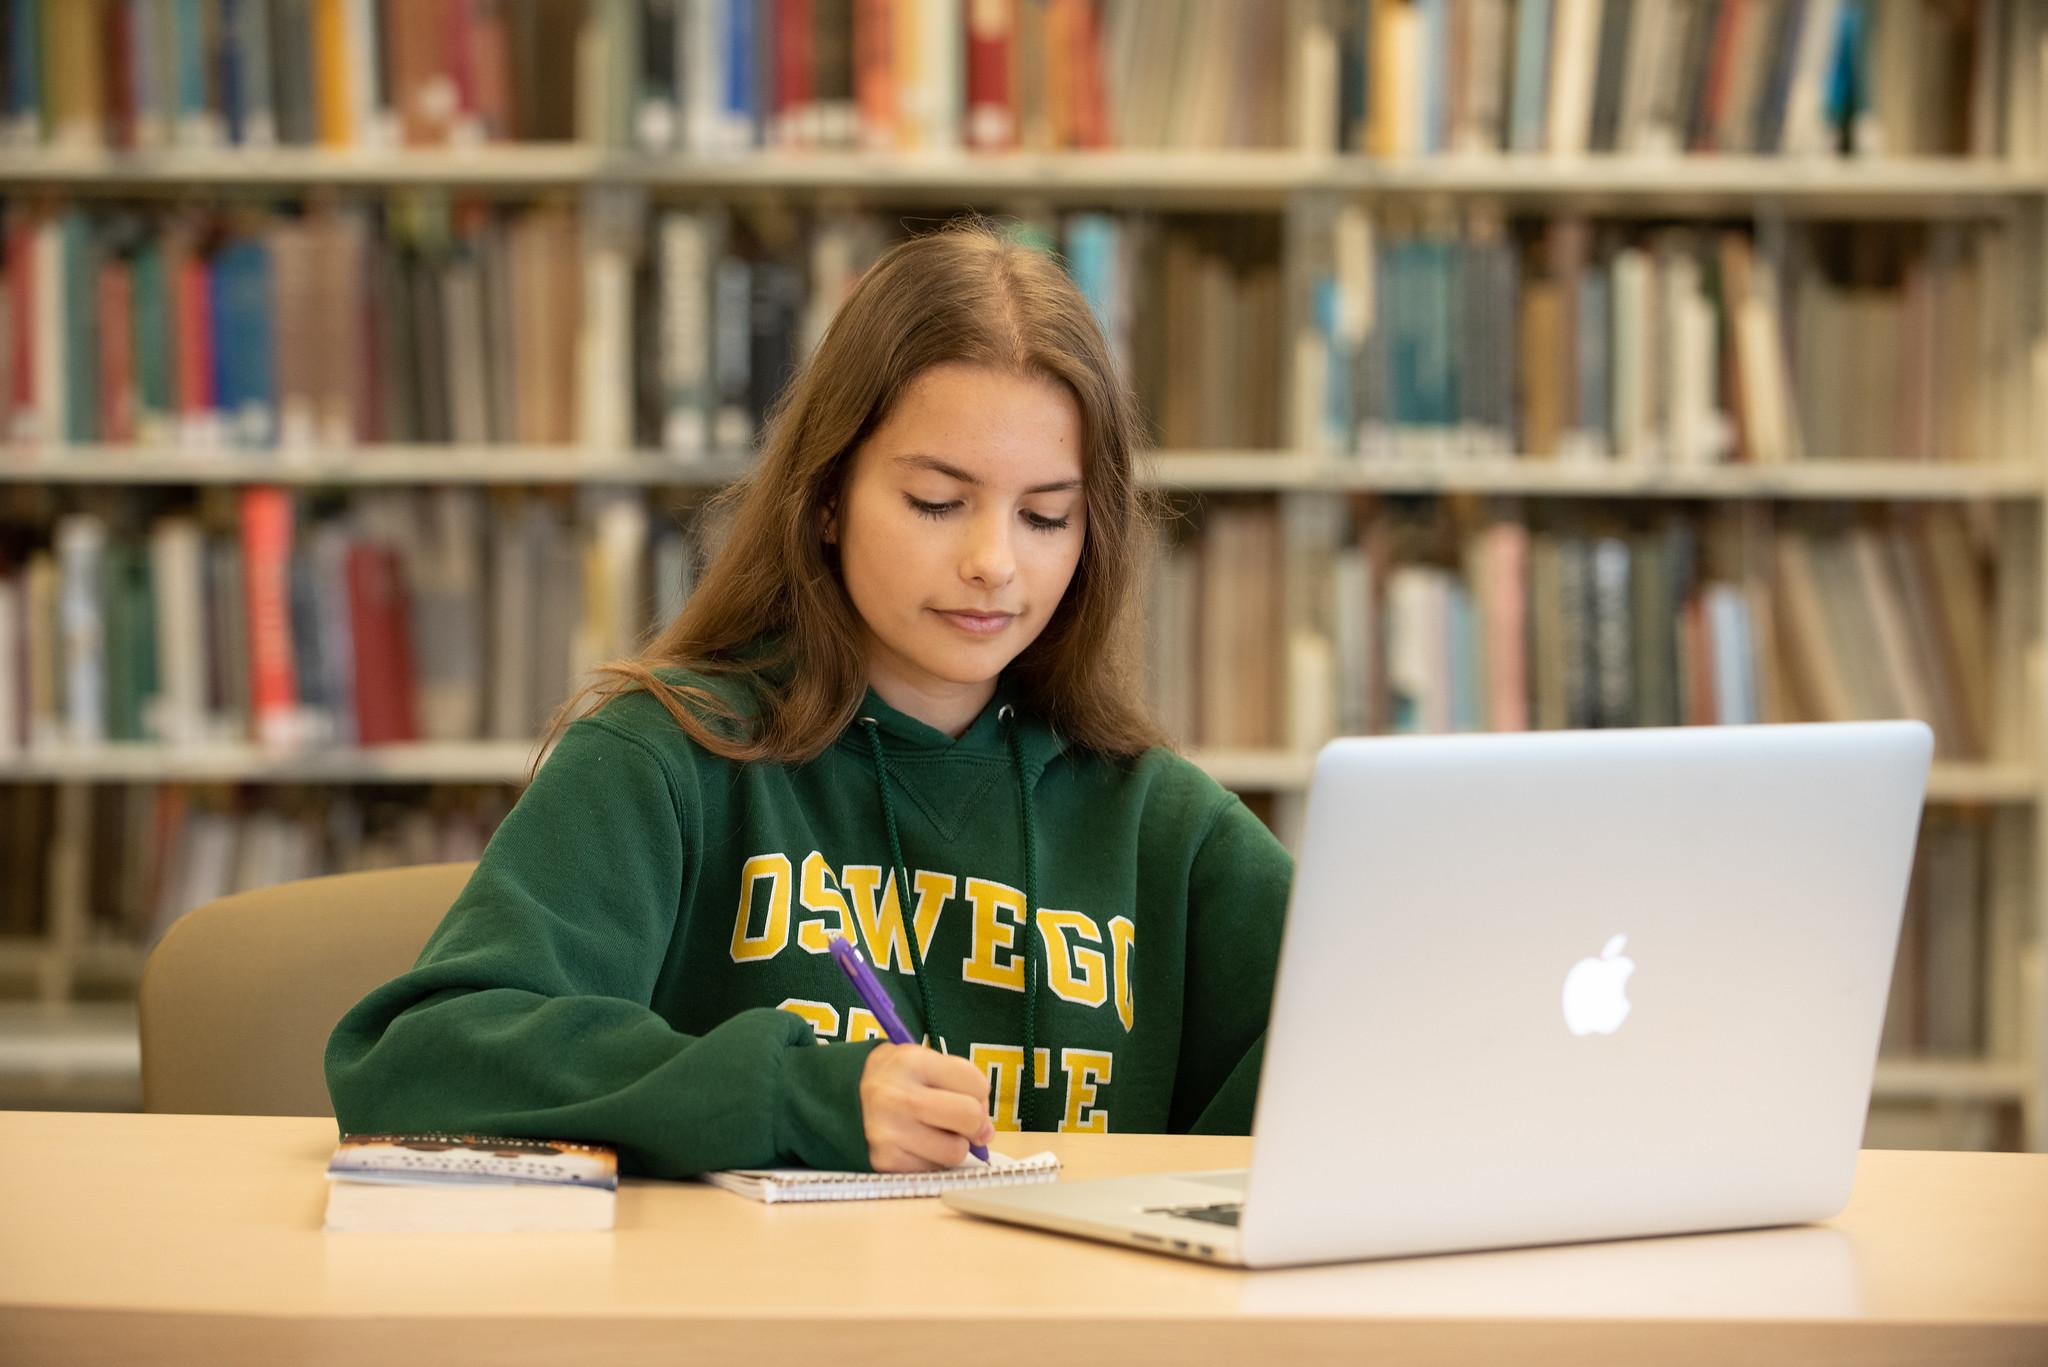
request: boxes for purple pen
[829,934,990,1163]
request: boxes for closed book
[1508,0,1551,151]
[60,213,97,443]
[211,237,278,448]
[467,0,510,143]
[25,551,58,747]
[747,257,803,431]
[966,0,1014,149]
[1546,0,1601,155]
[55,515,107,744]
[104,0,137,150]
[721,0,758,150]
[268,0,312,144]
[147,517,207,745]
[486,493,535,740]
[96,253,135,442]
[204,533,250,737]
[640,0,681,149]
[656,209,715,456]
[303,520,352,741]
[711,250,752,448]
[238,486,301,747]
[1586,0,1630,150]
[812,0,855,145]
[131,0,166,150]
[171,225,216,443]
[325,1133,617,1233]
[1750,0,1804,152]
[344,540,416,745]
[770,0,811,146]
[32,215,63,445]
[172,0,222,146]
[0,571,16,754]
[45,0,102,146]
[5,0,40,144]
[5,214,33,437]
[1478,521,1528,732]
[1557,536,1595,730]
[313,0,352,144]
[102,541,156,743]
[854,0,893,149]
[228,0,280,145]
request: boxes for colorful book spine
[238,486,301,748]
[4,0,39,144]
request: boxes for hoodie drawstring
[860,708,1043,1133]
[1004,708,1043,1135]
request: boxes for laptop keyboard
[1146,1201,1243,1227]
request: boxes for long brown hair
[541,217,1169,767]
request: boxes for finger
[870,1142,947,1174]
[904,1046,992,1101]
[893,1118,972,1170]
[906,1084,991,1142]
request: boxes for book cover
[330,1132,619,1188]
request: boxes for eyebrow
[893,453,1083,495]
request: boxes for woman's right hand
[860,1043,996,1172]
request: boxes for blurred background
[0,0,2043,1151]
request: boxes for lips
[934,609,1016,636]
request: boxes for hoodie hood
[834,672,1070,775]
[842,674,1064,1129]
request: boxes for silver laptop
[945,721,1932,1267]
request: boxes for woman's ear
[819,497,839,546]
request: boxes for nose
[961,507,1017,590]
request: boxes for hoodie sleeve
[1170,793,1295,1134]
[323,715,881,1178]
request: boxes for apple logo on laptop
[1562,934,1635,1036]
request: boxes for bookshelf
[4,443,2044,498]
[0,148,2041,207]
[0,0,2044,1154]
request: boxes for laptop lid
[1239,721,1931,1268]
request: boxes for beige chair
[139,862,477,1116]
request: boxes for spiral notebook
[703,1150,1061,1204]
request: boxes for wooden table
[2,1111,2044,1365]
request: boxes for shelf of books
[6,445,2046,500]
[2,0,2046,1152]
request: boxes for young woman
[325,220,1295,1176]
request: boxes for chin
[911,633,1024,687]
[918,649,1011,689]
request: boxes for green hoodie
[325,671,1295,1178]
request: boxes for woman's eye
[1023,511,1072,532]
[905,495,957,520]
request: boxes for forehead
[867,364,1085,486]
